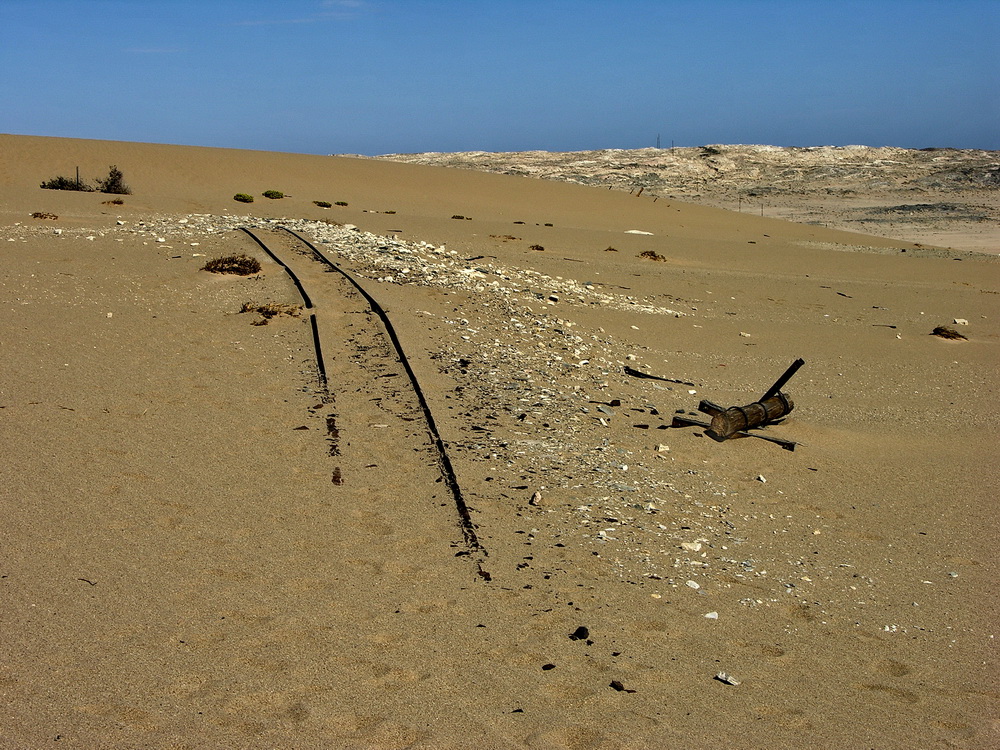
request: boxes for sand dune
[1,134,998,748]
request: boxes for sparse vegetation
[234,193,254,203]
[529,244,545,252]
[314,200,332,208]
[335,201,348,206]
[40,175,93,192]
[95,165,131,195]
[452,214,466,220]
[202,254,261,275]
[240,301,302,325]
[544,222,553,227]
[639,250,666,262]
[102,198,124,206]
[31,212,58,220]
[262,190,284,199]
[605,246,618,252]
[490,234,520,241]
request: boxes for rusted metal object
[702,393,794,439]
[670,358,805,448]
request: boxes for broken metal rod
[671,415,797,451]
[760,357,805,402]
[623,366,695,387]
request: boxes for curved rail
[241,225,483,555]
[239,227,328,390]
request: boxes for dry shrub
[639,250,666,262]
[931,326,967,340]
[202,254,261,275]
[240,301,302,325]
[31,212,58,220]
[529,244,545,251]
[102,198,124,205]
[605,246,618,252]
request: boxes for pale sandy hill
[1,134,997,749]
[372,145,1000,254]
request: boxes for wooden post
[708,393,793,439]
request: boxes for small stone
[681,542,702,552]
[756,475,767,483]
[685,580,700,590]
[714,672,740,686]
[954,318,969,325]
[739,331,751,337]
[156,237,166,242]
[529,491,542,506]
[569,626,590,641]
[704,611,719,619]
[655,444,670,452]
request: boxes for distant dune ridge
[0,133,997,748]
[373,145,1000,253]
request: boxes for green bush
[95,165,131,195]
[40,175,93,191]
[313,200,332,208]
[262,190,284,199]
[234,193,254,203]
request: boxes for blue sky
[2,0,997,154]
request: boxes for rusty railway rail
[239,226,484,556]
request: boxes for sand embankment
[1,134,998,748]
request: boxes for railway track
[238,226,486,562]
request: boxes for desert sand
[1,134,998,749]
